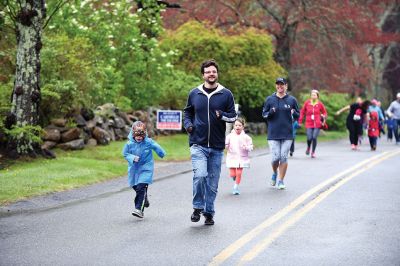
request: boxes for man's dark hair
[200,59,219,74]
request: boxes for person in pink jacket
[298,89,328,158]
[225,118,253,195]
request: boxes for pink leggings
[229,168,243,185]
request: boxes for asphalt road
[1,139,399,266]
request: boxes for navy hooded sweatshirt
[183,84,237,150]
[262,93,300,140]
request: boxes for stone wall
[41,104,178,151]
[245,122,267,135]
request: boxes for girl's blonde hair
[311,89,319,98]
[235,117,246,127]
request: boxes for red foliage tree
[162,0,400,101]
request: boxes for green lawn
[0,131,346,205]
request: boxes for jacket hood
[197,84,225,96]
[370,111,378,120]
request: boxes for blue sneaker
[270,173,277,186]
[277,180,286,190]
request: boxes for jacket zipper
[312,104,316,128]
[201,85,222,148]
[207,96,210,147]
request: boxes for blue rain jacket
[122,130,166,186]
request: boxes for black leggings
[346,121,363,145]
[369,136,377,149]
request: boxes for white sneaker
[132,209,144,218]
[277,180,286,190]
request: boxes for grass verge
[0,131,347,205]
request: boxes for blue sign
[156,110,182,130]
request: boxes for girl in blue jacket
[122,121,166,218]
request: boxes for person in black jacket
[262,77,299,190]
[335,97,370,150]
[183,59,237,225]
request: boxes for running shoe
[277,180,286,190]
[270,172,277,186]
[232,187,240,195]
[132,209,144,218]
[311,152,316,158]
[305,148,310,155]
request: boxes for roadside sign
[156,110,182,130]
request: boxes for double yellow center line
[210,149,400,266]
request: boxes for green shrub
[224,64,282,109]
[160,21,286,115]
[40,80,79,123]
[40,33,131,119]
[158,69,200,109]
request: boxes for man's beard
[206,77,218,85]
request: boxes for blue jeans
[190,144,223,216]
[394,119,400,143]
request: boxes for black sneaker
[204,214,214,225]
[144,197,150,208]
[191,208,202,222]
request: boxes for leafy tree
[46,0,176,109]
[1,0,183,158]
[2,0,50,157]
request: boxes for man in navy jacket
[184,59,237,225]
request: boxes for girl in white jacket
[225,118,253,195]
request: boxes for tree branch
[5,0,17,21]
[16,0,23,11]
[256,0,283,26]
[43,0,69,29]
[216,0,251,26]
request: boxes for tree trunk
[368,2,399,104]
[8,0,46,156]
